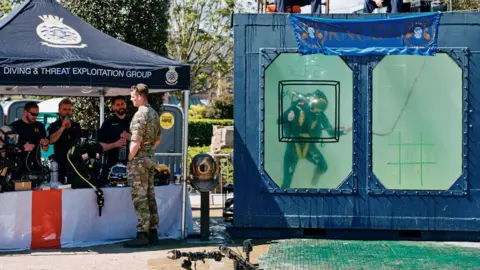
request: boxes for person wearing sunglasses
[10,102,49,180]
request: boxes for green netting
[258,239,480,270]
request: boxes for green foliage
[24,95,53,101]
[167,0,251,101]
[1,0,22,19]
[63,0,169,56]
[61,0,169,130]
[205,93,233,119]
[0,1,10,17]
[189,104,207,120]
[71,97,101,131]
[188,146,233,185]
[450,0,480,10]
[189,119,234,146]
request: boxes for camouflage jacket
[130,104,161,155]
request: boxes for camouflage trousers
[127,156,159,233]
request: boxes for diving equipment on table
[21,142,49,189]
[0,125,23,193]
[154,164,171,186]
[108,163,128,187]
[108,143,128,187]
[67,138,105,216]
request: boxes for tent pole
[99,93,105,127]
[181,89,190,239]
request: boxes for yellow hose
[66,146,97,191]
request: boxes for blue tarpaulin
[290,12,442,56]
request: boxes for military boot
[149,229,159,245]
[123,232,149,248]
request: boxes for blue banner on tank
[289,12,442,56]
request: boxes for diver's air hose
[67,146,104,216]
[67,146,97,190]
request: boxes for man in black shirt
[10,102,49,179]
[47,98,82,184]
[98,96,131,186]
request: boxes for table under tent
[0,0,192,250]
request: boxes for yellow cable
[66,146,97,190]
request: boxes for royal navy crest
[36,15,87,48]
[166,66,179,85]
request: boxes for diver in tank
[280,89,352,189]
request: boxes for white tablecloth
[0,185,193,251]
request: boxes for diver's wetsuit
[280,93,345,189]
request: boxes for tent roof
[0,0,190,97]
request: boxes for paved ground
[0,206,268,270]
[0,240,270,270]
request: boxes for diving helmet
[290,91,308,107]
[308,89,328,114]
[154,164,171,186]
[189,153,219,192]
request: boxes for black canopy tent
[0,0,190,95]
[0,0,190,239]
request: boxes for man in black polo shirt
[98,96,131,186]
[10,102,49,179]
[47,98,82,184]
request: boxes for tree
[167,0,254,102]
[205,93,233,119]
[1,0,12,17]
[450,0,480,10]
[0,1,10,17]
[60,0,170,131]
[0,0,23,17]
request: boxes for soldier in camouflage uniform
[124,83,162,248]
